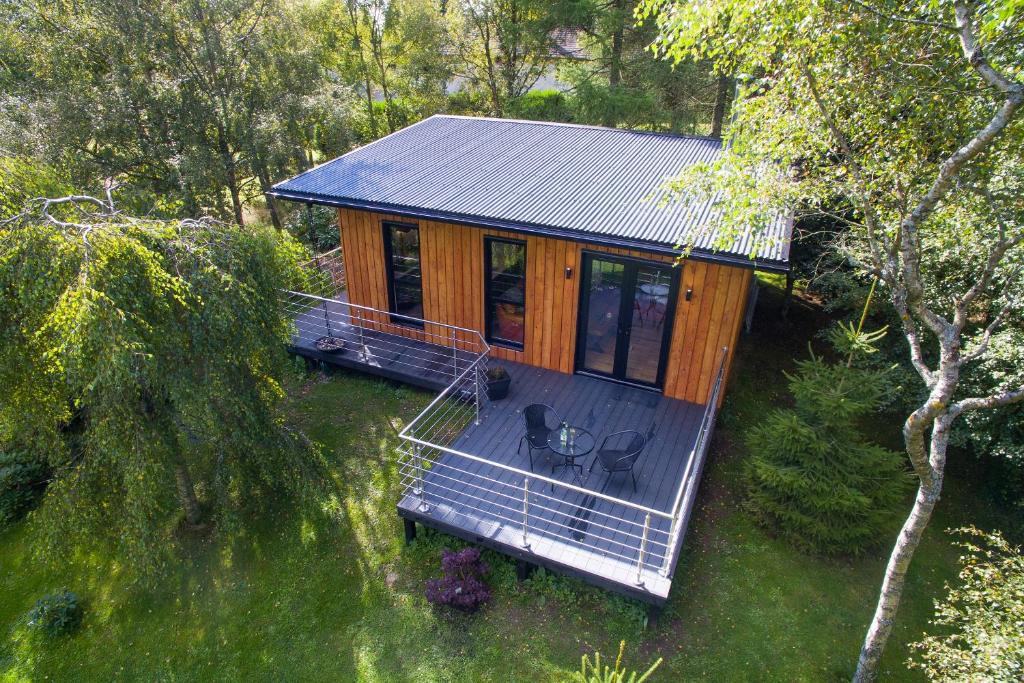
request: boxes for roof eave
[267,189,792,273]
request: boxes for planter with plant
[485,365,511,400]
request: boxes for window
[383,222,423,325]
[485,238,526,348]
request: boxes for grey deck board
[400,360,708,604]
[288,299,476,391]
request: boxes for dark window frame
[484,237,527,350]
[382,220,424,328]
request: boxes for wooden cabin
[271,116,791,606]
[272,115,790,404]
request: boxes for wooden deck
[398,361,711,605]
[288,296,476,392]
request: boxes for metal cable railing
[657,347,729,577]
[282,290,488,385]
[287,246,726,588]
[398,355,680,584]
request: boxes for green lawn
[0,282,1006,681]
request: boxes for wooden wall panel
[337,208,753,405]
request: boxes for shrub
[283,204,339,252]
[486,366,509,381]
[0,449,48,526]
[424,547,491,612]
[507,90,573,122]
[26,590,83,638]
[910,528,1024,682]
[744,354,912,555]
[573,640,662,683]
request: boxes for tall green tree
[313,0,453,138]
[638,0,1023,679]
[556,1,726,133]
[7,0,347,225]
[455,0,565,115]
[0,194,322,576]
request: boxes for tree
[455,0,563,115]
[558,4,725,133]
[8,0,346,225]
[745,347,911,556]
[910,527,1024,681]
[637,0,1023,679]
[0,193,323,576]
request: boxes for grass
[0,279,1010,681]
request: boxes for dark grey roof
[270,115,792,270]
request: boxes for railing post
[635,512,651,586]
[659,515,678,577]
[356,309,365,354]
[414,443,430,513]
[450,328,458,378]
[521,477,531,549]
[474,362,482,425]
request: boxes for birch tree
[637,0,1023,679]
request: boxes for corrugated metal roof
[270,115,792,270]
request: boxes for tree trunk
[174,459,203,525]
[853,414,951,681]
[216,127,244,226]
[254,157,283,229]
[853,479,941,679]
[711,74,730,138]
[609,0,624,89]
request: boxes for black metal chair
[588,430,646,493]
[518,403,561,472]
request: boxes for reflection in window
[384,222,423,324]
[485,238,526,348]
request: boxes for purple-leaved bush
[424,547,491,612]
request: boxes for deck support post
[646,603,662,627]
[520,477,531,549]
[403,518,416,544]
[516,559,536,582]
[635,512,651,586]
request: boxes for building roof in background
[548,29,587,59]
[270,115,792,270]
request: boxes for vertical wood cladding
[338,208,751,405]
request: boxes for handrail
[665,346,728,521]
[398,355,674,520]
[659,346,728,576]
[299,246,343,268]
[402,434,676,520]
[283,289,490,353]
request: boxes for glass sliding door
[383,222,423,324]
[625,265,672,384]
[576,253,676,388]
[580,258,625,375]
